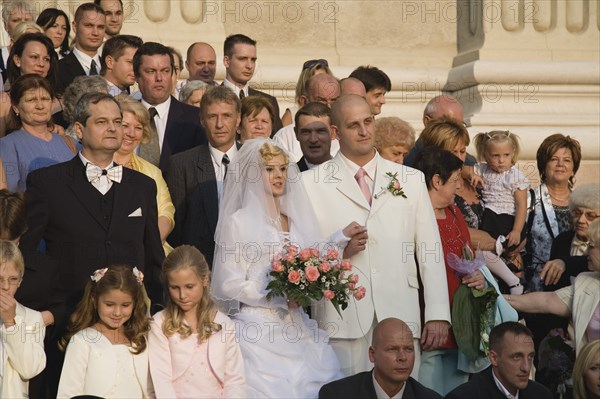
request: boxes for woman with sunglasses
[281,58,332,126]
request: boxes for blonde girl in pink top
[148,245,246,398]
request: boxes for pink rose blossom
[272,260,284,273]
[299,249,312,261]
[305,266,320,282]
[348,282,356,290]
[393,181,401,190]
[323,290,335,300]
[341,260,352,271]
[310,248,320,258]
[284,253,295,263]
[353,286,366,300]
[286,245,299,256]
[348,274,359,284]
[326,248,339,260]
[288,270,301,284]
[318,261,331,273]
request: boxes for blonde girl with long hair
[148,245,246,398]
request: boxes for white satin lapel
[370,161,393,217]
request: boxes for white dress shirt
[223,78,249,97]
[141,96,171,151]
[338,150,378,196]
[72,47,101,76]
[208,143,238,202]
[372,371,405,399]
[79,153,116,195]
[492,368,520,399]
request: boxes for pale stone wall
[2,0,598,182]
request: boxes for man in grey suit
[165,86,241,266]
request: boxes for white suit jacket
[302,152,451,339]
[57,327,149,398]
[0,302,46,398]
[148,310,246,398]
[556,272,600,354]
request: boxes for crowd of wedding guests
[0,1,599,398]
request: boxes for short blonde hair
[474,130,521,164]
[0,240,24,276]
[419,116,470,152]
[11,20,43,41]
[115,94,153,144]
[374,117,416,151]
[259,142,288,164]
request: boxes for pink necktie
[355,168,372,205]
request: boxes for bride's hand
[342,222,366,239]
[342,222,368,258]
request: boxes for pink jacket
[148,310,246,398]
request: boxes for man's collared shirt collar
[338,149,378,181]
[223,78,248,97]
[141,96,171,119]
[372,371,405,399]
[72,46,100,76]
[105,78,127,96]
[492,369,520,399]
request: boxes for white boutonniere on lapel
[374,172,407,199]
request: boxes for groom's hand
[342,222,368,258]
[420,320,450,351]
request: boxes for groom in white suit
[302,95,451,377]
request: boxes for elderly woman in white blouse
[506,218,600,355]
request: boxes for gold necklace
[547,187,570,202]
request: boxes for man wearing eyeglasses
[222,33,282,135]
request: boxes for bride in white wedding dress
[211,139,351,398]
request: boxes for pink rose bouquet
[266,244,366,317]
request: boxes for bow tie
[571,236,589,256]
[86,163,123,184]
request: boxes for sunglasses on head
[302,59,329,70]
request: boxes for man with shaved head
[303,95,449,378]
[404,94,477,167]
[340,77,367,97]
[274,73,341,160]
[319,318,442,399]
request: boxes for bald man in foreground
[319,318,442,399]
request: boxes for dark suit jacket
[547,230,588,289]
[446,366,553,399]
[21,156,165,310]
[248,87,283,135]
[297,157,309,172]
[165,144,218,266]
[57,52,86,93]
[318,371,442,399]
[158,97,207,171]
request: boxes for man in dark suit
[21,93,164,398]
[446,322,553,399]
[295,102,333,172]
[319,318,442,399]
[58,3,106,93]
[222,33,282,135]
[166,86,240,266]
[134,41,206,170]
[21,93,164,309]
